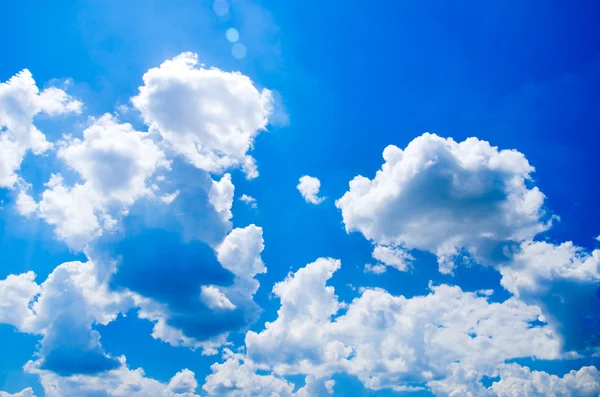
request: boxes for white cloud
[245,257,560,392]
[297,175,325,204]
[201,286,236,311]
[0,389,36,397]
[203,349,295,396]
[209,173,234,222]
[491,364,600,397]
[429,362,600,397]
[168,369,199,395]
[498,240,600,352]
[217,224,266,285]
[34,115,168,251]
[57,114,168,204]
[0,271,40,330]
[364,263,387,274]
[0,260,132,376]
[0,70,81,188]
[26,360,200,397]
[336,133,550,273]
[372,245,413,272]
[239,193,257,209]
[38,180,103,251]
[131,52,273,179]
[15,190,38,217]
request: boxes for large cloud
[0,70,82,188]
[131,52,273,179]
[336,133,550,273]
[25,360,200,397]
[244,257,560,392]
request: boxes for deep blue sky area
[0,1,599,396]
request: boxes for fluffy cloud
[0,70,81,188]
[131,52,273,179]
[491,364,600,397]
[203,349,295,396]
[297,175,325,204]
[26,360,200,397]
[498,241,600,353]
[0,271,40,330]
[336,133,550,273]
[245,258,560,392]
[57,114,168,204]
[428,363,600,397]
[0,389,36,397]
[203,349,336,397]
[33,115,168,250]
[15,190,38,217]
[209,173,235,222]
[371,245,413,272]
[38,178,103,251]
[0,260,131,376]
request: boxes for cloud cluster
[244,258,560,392]
[0,70,81,188]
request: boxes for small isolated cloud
[297,175,325,204]
[372,245,413,272]
[364,263,386,274]
[239,194,257,209]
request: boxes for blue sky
[1,1,599,396]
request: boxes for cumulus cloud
[245,258,559,392]
[0,389,36,397]
[208,173,234,222]
[491,363,600,396]
[15,190,38,217]
[0,271,40,330]
[26,360,200,397]
[498,240,600,353]
[428,362,600,397]
[0,260,132,376]
[34,115,169,250]
[57,114,168,204]
[203,349,296,396]
[297,175,325,204]
[131,52,273,179]
[372,245,413,272]
[336,133,550,273]
[38,178,103,251]
[0,70,81,188]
